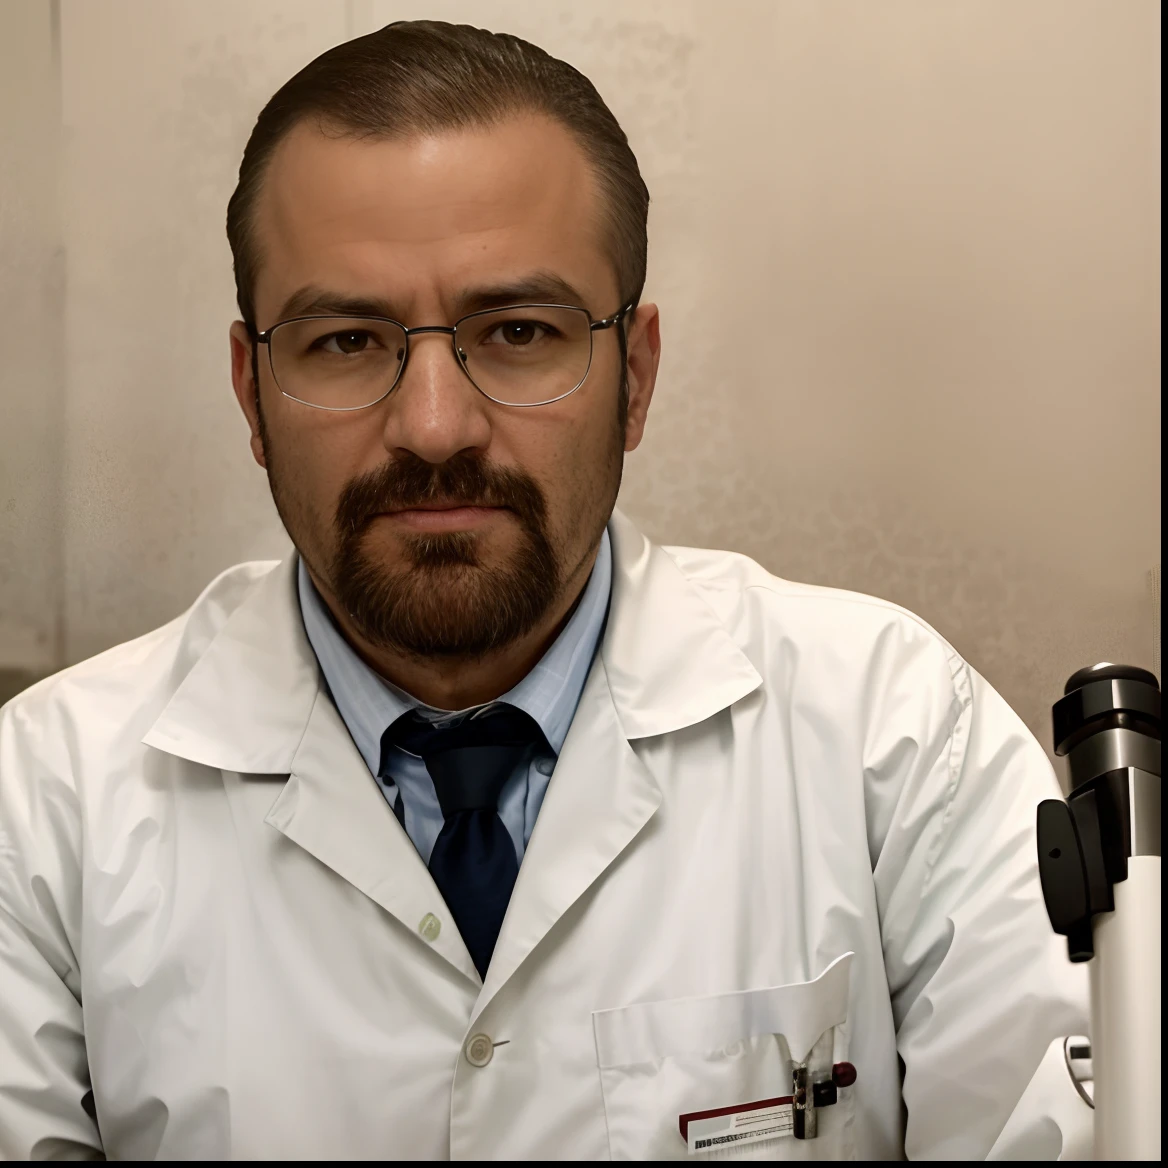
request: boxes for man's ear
[229,321,267,469]
[623,303,661,453]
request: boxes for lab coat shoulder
[660,538,986,923]
[0,558,280,796]
[664,537,960,656]
[660,539,967,772]
[0,557,280,919]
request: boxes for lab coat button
[417,913,441,942]
[536,756,554,776]
[465,1033,494,1067]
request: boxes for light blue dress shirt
[297,528,612,866]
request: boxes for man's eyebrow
[275,287,394,321]
[273,272,592,325]
[456,273,590,314]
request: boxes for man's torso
[0,515,1079,1159]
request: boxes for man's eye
[321,331,377,355]
[486,320,550,346]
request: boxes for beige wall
[0,0,1160,759]
[0,0,62,678]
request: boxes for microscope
[1036,663,1161,1160]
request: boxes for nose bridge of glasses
[400,323,471,384]
[404,324,458,339]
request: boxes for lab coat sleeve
[0,691,105,1160]
[870,650,1090,1160]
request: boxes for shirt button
[535,757,554,776]
[417,913,441,942]
[465,1033,494,1067]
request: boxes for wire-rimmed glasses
[253,302,633,411]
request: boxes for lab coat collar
[602,508,762,739]
[144,508,762,771]
[142,553,315,774]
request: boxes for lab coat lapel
[476,655,659,1011]
[142,553,479,984]
[474,510,763,1015]
[264,689,479,983]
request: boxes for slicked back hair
[226,20,650,332]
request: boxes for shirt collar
[297,528,613,775]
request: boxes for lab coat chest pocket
[592,954,855,1161]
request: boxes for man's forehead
[252,115,610,320]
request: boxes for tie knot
[382,704,547,817]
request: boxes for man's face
[230,114,659,660]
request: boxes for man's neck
[307,548,600,711]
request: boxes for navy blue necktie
[383,704,546,978]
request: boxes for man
[0,20,1088,1160]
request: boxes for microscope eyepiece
[1052,662,1160,765]
[1039,662,1160,963]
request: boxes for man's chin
[331,508,560,658]
[343,569,555,660]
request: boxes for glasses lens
[270,317,406,409]
[455,306,592,405]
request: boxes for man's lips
[378,504,507,532]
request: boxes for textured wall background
[0,0,1160,760]
[0,0,63,683]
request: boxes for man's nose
[382,331,493,465]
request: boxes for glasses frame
[253,301,635,411]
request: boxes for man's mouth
[381,504,506,532]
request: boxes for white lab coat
[0,509,1090,1160]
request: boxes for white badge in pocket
[679,1095,794,1155]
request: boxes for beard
[324,451,560,659]
[255,346,628,661]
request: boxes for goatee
[329,452,560,659]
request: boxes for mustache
[334,452,548,538]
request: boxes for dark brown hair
[225,20,650,330]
